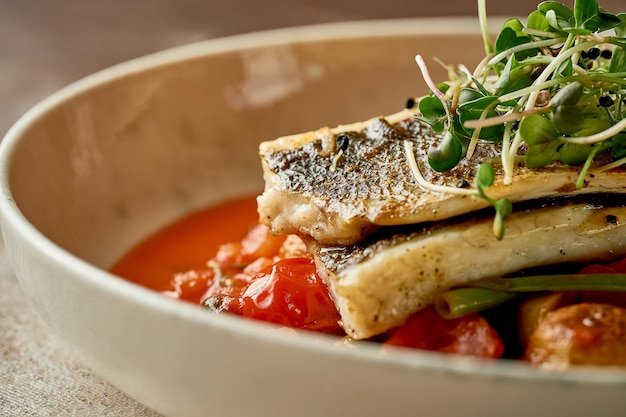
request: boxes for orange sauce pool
[110,195,259,291]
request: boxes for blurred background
[0,0,623,415]
[1,0,622,136]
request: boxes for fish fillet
[310,196,626,339]
[258,108,626,246]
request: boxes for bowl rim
[1,17,626,386]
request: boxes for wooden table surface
[0,0,622,415]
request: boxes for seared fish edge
[311,196,626,339]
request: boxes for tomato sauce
[111,195,259,293]
[110,194,505,358]
[111,194,344,335]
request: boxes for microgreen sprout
[410,0,626,238]
[404,143,512,240]
[475,164,513,239]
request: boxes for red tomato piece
[240,224,287,259]
[579,257,626,275]
[215,224,286,266]
[578,263,617,274]
[577,259,626,307]
[384,307,504,359]
[231,257,343,334]
[170,268,216,304]
[608,258,626,273]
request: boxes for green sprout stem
[498,73,626,103]
[561,117,626,145]
[594,155,626,173]
[465,99,501,159]
[414,54,455,132]
[478,0,493,55]
[523,40,597,110]
[575,142,607,188]
[487,37,567,67]
[463,105,551,129]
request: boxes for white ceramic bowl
[1,18,626,417]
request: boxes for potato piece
[525,303,626,369]
[518,292,577,349]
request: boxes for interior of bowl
[0,20,498,417]
[3,19,489,269]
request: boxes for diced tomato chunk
[238,258,343,334]
[203,257,344,335]
[578,263,617,274]
[215,224,286,266]
[578,260,626,307]
[214,242,243,266]
[170,268,216,304]
[608,258,626,274]
[384,307,504,359]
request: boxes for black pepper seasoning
[601,49,613,59]
[587,47,601,59]
[336,134,350,151]
[530,64,546,81]
[599,96,614,107]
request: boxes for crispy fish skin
[258,109,626,246]
[311,197,626,340]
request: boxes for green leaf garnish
[526,140,562,168]
[559,142,593,165]
[427,131,463,172]
[553,104,584,134]
[458,96,505,140]
[573,0,622,33]
[417,96,447,133]
[519,114,559,145]
[526,9,552,32]
[495,20,537,59]
[550,81,584,107]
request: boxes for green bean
[435,287,517,319]
[472,274,626,292]
[435,273,626,319]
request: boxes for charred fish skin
[312,195,626,340]
[258,109,442,246]
[258,109,626,246]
